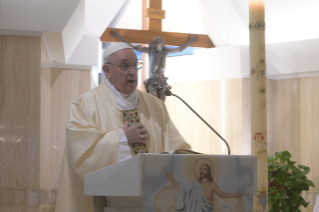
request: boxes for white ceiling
[198,0,319,45]
[0,0,81,32]
[265,0,319,43]
[1,0,318,43]
[1,0,319,79]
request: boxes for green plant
[268,151,315,212]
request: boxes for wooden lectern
[84,154,257,212]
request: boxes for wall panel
[276,78,301,162]
[266,79,277,156]
[275,76,319,212]
[49,68,91,189]
[165,79,244,155]
[0,35,91,211]
[0,35,41,188]
[40,67,52,190]
[299,77,319,211]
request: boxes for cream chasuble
[55,81,191,212]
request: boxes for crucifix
[101,0,215,99]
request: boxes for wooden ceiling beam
[101,28,215,48]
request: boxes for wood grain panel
[276,78,301,162]
[0,35,41,187]
[165,79,244,155]
[241,78,251,155]
[275,77,319,212]
[266,80,277,156]
[49,68,91,189]
[224,79,243,155]
[40,67,52,189]
[0,207,33,212]
[165,80,223,154]
[299,76,319,212]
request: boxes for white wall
[165,46,249,84]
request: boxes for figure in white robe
[176,181,215,212]
[166,164,243,212]
[56,43,191,212]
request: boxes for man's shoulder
[137,90,164,107]
[76,88,95,101]
[74,86,100,105]
[137,89,158,100]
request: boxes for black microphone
[164,89,231,155]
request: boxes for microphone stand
[165,90,231,155]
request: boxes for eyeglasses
[106,62,144,72]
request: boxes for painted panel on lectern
[143,154,257,212]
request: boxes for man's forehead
[104,42,133,57]
[112,49,137,61]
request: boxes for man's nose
[127,66,137,74]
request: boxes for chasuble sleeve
[65,98,120,182]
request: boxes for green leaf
[275,192,285,199]
[280,165,289,172]
[268,151,313,211]
[289,194,298,205]
[280,151,291,163]
[282,151,291,157]
[297,169,310,178]
[293,191,301,199]
[288,161,296,166]
[269,176,276,182]
[278,172,286,179]
[268,187,277,194]
[298,165,309,169]
[268,200,272,210]
[301,200,309,208]
[284,180,294,187]
[268,156,275,163]
[291,166,299,172]
[283,203,290,211]
[288,174,296,180]
[304,179,315,187]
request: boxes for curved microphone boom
[164,90,231,155]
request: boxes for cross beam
[100,0,215,91]
[100,28,214,48]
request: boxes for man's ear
[103,64,111,79]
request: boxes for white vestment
[176,181,214,212]
[55,81,191,212]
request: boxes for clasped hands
[123,121,149,144]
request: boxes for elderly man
[55,42,191,212]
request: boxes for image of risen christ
[166,164,243,211]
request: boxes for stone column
[249,0,268,211]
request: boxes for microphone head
[164,89,172,96]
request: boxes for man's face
[157,43,163,51]
[200,165,208,179]
[103,49,138,95]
